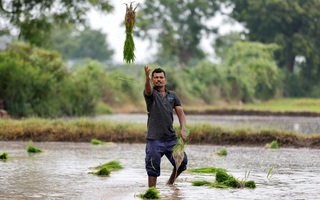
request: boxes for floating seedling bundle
[27,141,44,153]
[190,167,256,189]
[0,152,8,160]
[139,187,160,199]
[90,160,123,176]
[172,128,190,178]
[123,2,138,64]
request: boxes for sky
[88,0,244,64]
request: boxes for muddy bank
[1,122,320,149]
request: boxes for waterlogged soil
[1,142,320,200]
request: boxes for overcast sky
[88,0,243,64]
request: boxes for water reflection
[1,142,320,200]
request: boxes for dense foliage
[224,0,320,96]
[0,0,113,47]
[0,43,139,117]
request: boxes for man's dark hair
[152,68,166,77]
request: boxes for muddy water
[1,141,320,200]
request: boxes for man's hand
[144,66,153,96]
[144,66,152,80]
[179,129,187,142]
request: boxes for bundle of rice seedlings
[91,138,112,145]
[94,160,123,171]
[0,152,8,160]
[123,2,138,64]
[27,141,44,153]
[172,128,190,178]
[95,167,111,176]
[190,167,257,189]
[244,180,256,188]
[139,187,160,199]
[216,148,228,156]
[188,167,227,174]
[269,140,279,149]
[27,145,44,153]
[192,180,211,186]
[215,169,230,183]
[90,160,123,176]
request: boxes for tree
[135,0,221,66]
[224,0,320,76]
[222,41,281,102]
[48,27,114,62]
[0,0,113,47]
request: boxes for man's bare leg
[167,168,182,185]
[148,176,157,188]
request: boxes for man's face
[152,72,167,87]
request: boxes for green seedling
[267,166,275,179]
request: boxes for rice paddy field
[1,141,320,200]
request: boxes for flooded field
[1,141,320,200]
[95,114,320,134]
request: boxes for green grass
[243,98,320,113]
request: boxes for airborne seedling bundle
[123,3,138,64]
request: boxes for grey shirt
[144,87,182,141]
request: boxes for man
[143,66,188,188]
